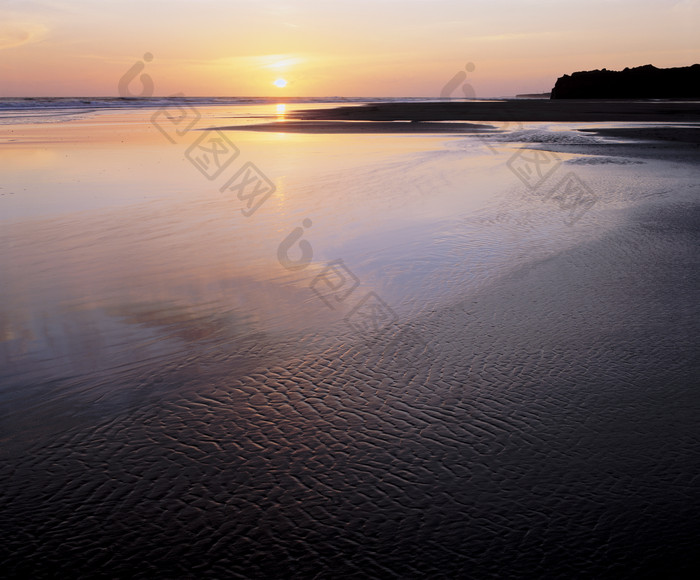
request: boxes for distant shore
[214,100,700,135]
[213,120,494,133]
[289,100,700,122]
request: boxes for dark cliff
[550,64,700,99]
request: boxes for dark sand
[579,126,700,143]
[218,101,700,141]
[290,100,700,122]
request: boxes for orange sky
[1,0,698,97]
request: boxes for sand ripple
[2,202,699,578]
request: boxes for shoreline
[211,120,495,133]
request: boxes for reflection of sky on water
[1,106,481,427]
[2,105,662,435]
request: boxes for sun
[273,78,288,88]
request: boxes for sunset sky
[1,0,698,97]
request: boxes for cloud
[0,22,47,49]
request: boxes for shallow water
[0,106,599,432]
[1,104,699,577]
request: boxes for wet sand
[215,120,494,133]
[1,105,699,578]
[219,102,700,149]
[291,99,700,122]
[579,126,700,143]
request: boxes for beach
[292,99,700,122]
[1,99,699,578]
